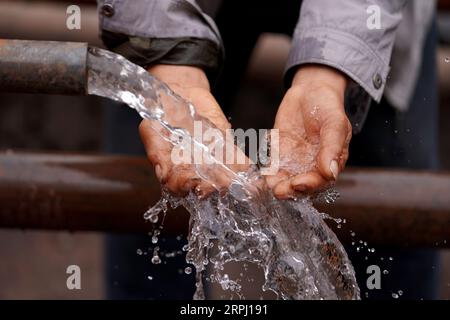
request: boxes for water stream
[87,47,360,300]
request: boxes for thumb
[316,113,351,180]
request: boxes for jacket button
[101,4,115,17]
[372,73,383,89]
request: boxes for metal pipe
[0,39,88,95]
[0,152,450,248]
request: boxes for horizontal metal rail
[0,152,449,248]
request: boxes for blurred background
[0,0,449,299]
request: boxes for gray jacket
[97,0,435,122]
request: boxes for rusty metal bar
[0,39,88,95]
[0,152,449,248]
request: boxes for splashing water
[87,47,360,300]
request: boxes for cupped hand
[266,65,352,199]
[139,64,248,197]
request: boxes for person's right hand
[139,64,244,197]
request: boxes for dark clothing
[345,18,440,299]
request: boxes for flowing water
[87,47,360,300]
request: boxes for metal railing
[1,152,449,248]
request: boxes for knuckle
[285,86,302,101]
[345,118,353,134]
[138,119,150,133]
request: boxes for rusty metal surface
[0,39,88,95]
[0,152,449,248]
[317,169,450,248]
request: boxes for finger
[291,171,329,193]
[164,165,195,196]
[265,169,290,189]
[317,114,351,181]
[338,128,352,170]
[338,144,350,171]
[195,181,216,199]
[139,119,172,181]
[272,179,295,200]
[180,177,202,194]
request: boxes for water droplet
[136,249,143,255]
[324,189,340,204]
[389,257,394,261]
[147,275,153,280]
[165,251,176,258]
[398,290,403,296]
[149,213,159,223]
[350,231,356,237]
[151,254,161,265]
[383,270,389,275]
[445,57,449,63]
[185,267,192,274]
[392,293,399,299]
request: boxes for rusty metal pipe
[0,39,88,95]
[0,152,450,248]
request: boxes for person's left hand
[266,65,352,199]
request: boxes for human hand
[139,64,247,196]
[266,65,352,199]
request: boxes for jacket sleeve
[286,0,407,104]
[97,0,223,80]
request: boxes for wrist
[147,64,210,91]
[291,64,348,96]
